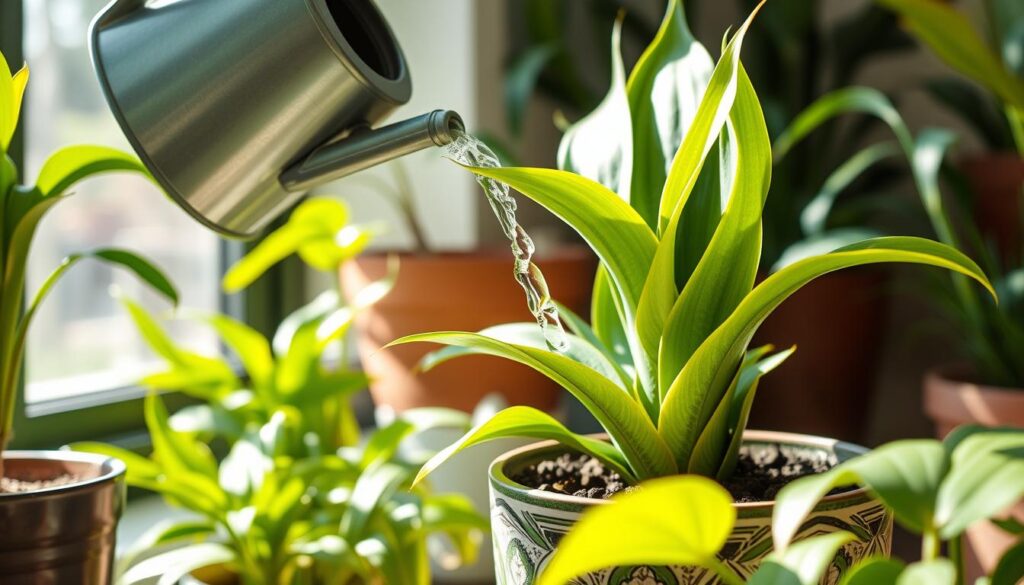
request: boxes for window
[22,0,222,405]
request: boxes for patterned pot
[488,431,892,585]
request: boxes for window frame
[4,1,307,450]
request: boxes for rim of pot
[489,429,872,510]
[0,450,127,499]
[926,363,1024,394]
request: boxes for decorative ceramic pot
[923,366,1024,581]
[488,431,893,585]
[0,451,126,585]
[340,247,596,413]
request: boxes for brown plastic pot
[961,153,1024,267]
[749,268,889,442]
[340,247,597,413]
[923,366,1024,580]
[0,450,126,585]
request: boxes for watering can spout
[280,109,465,193]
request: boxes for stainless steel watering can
[90,0,464,238]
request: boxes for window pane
[23,0,221,403]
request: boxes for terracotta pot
[0,451,126,585]
[489,431,893,585]
[340,247,597,413]
[961,153,1024,267]
[923,366,1024,580]
[749,268,889,442]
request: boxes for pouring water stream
[445,132,570,353]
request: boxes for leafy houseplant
[535,426,1024,585]
[387,1,994,582]
[76,277,486,585]
[0,52,179,583]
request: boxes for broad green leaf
[800,142,901,236]
[772,439,948,550]
[656,67,770,399]
[626,0,714,227]
[390,332,675,480]
[536,476,736,585]
[839,557,905,585]
[557,17,632,199]
[35,145,149,198]
[751,532,854,585]
[895,559,955,585]
[414,405,636,486]
[660,237,993,473]
[421,323,630,391]
[991,540,1024,585]
[876,0,1024,110]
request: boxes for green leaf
[557,16,632,199]
[71,442,161,483]
[119,543,235,585]
[896,559,955,585]
[772,440,948,551]
[360,419,415,469]
[626,0,714,228]
[34,145,149,198]
[991,539,1024,585]
[389,332,675,480]
[773,228,885,272]
[800,142,902,236]
[536,476,737,585]
[660,237,994,474]
[414,405,636,486]
[554,300,632,385]
[421,494,487,567]
[145,392,219,481]
[876,0,1024,110]
[751,532,854,585]
[117,519,218,575]
[506,44,558,137]
[342,462,408,542]
[838,557,905,585]
[1,63,27,151]
[201,314,273,393]
[590,265,636,382]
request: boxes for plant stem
[708,558,744,585]
[922,530,941,562]
[950,533,965,585]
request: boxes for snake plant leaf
[876,0,1024,110]
[660,236,993,472]
[895,559,955,585]
[656,67,770,394]
[749,532,854,585]
[421,323,630,391]
[590,266,636,383]
[772,439,948,551]
[536,476,737,585]
[557,17,632,200]
[838,557,906,585]
[934,429,1024,539]
[626,0,714,228]
[800,142,902,236]
[991,540,1024,585]
[413,405,636,486]
[390,331,675,480]
[0,61,27,151]
[554,300,632,385]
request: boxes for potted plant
[534,425,1024,585]
[0,54,179,584]
[388,1,995,582]
[223,170,597,416]
[75,288,487,585]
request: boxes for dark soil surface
[510,443,843,503]
[0,474,79,494]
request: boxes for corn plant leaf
[414,405,636,486]
[660,237,993,473]
[421,323,630,391]
[390,332,676,480]
[557,17,632,199]
[838,557,905,585]
[626,0,714,228]
[895,560,955,585]
[991,540,1024,585]
[536,476,736,585]
[876,0,1024,110]
[749,532,854,585]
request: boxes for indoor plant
[390,1,995,582]
[535,425,1024,585]
[75,292,487,585]
[0,53,179,583]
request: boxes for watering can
[90,0,464,238]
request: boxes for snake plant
[0,52,177,479]
[536,426,1024,585]
[393,0,994,485]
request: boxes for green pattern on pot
[488,432,893,585]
